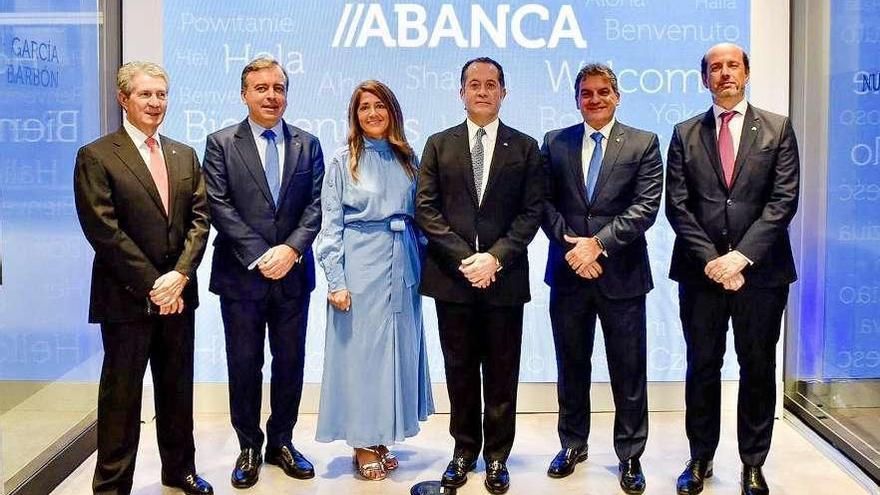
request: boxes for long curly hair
[346,80,416,182]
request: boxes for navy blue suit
[541,121,662,462]
[203,119,323,451]
[666,105,799,466]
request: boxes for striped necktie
[472,127,487,200]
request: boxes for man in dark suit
[202,58,323,489]
[541,63,662,494]
[415,57,543,494]
[74,61,212,495]
[666,43,799,495]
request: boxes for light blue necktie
[585,131,603,203]
[262,129,280,205]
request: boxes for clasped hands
[705,250,750,291]
[459,252,500,289]
[564,235,604,279]
[259,244,298,280]
[149,270,187,315]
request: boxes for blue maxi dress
[315,137,434,447]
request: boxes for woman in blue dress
[315,80,434,481]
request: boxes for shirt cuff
[593,236,609,257]
[734,250,754,265]
[247,248,272,270]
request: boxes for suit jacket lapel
[566,125,588,209]
[454,122,479,208]
[591,122,624,204]
[482,122,512,206]
[111,128,167,216]
[698,108,728,190]
[731,105,759,188]
[232,119,274,207]
[277,122,302,206]
[160,135,179,223]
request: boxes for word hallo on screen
[331,3,587,49]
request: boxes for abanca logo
[332,4,587,49]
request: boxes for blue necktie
[585,131,603,203]
[262,129,280,205]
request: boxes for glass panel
[0,1,104,491]
[787,0,880,483]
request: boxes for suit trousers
[679,282,788,466]
[220,282,309,451]
[549,283,648,461]
[436,300,523,463]
[93,312,195,495]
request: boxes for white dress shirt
[122,117,161,164]
[581,118,616,185]
[466,117,499,206]
[712,98,749,161]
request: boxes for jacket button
[722,229,728,236]
[726,199,733,206]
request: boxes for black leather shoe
[440,455,476,488]
[741,464,769,495]
[162,473,214,495]
[547,446,588,478]
[676,459,713,495]
[265,445,315,479]
[484,460,510,494]
[231,448,262,489]
[618,458,646,494]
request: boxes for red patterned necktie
[145,137,169,213]
[718,111,737,187]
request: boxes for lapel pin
[172,149,177,154]
[503,142,508,147]
[751,126,757,131]
[615,138,621,143]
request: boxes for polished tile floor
[1,381,96,488]
[52,411,872,494]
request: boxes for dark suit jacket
[203,119,324,301]
[542,121,663,299]
[74,128,210,323]
[666,104,800,287]
[415,120,543,306]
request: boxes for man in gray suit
[541,63,663,495]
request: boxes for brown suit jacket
[74,127,210,323]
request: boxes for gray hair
[117,61,168,96]
[240,57,288,92]
[574,63,620,97]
